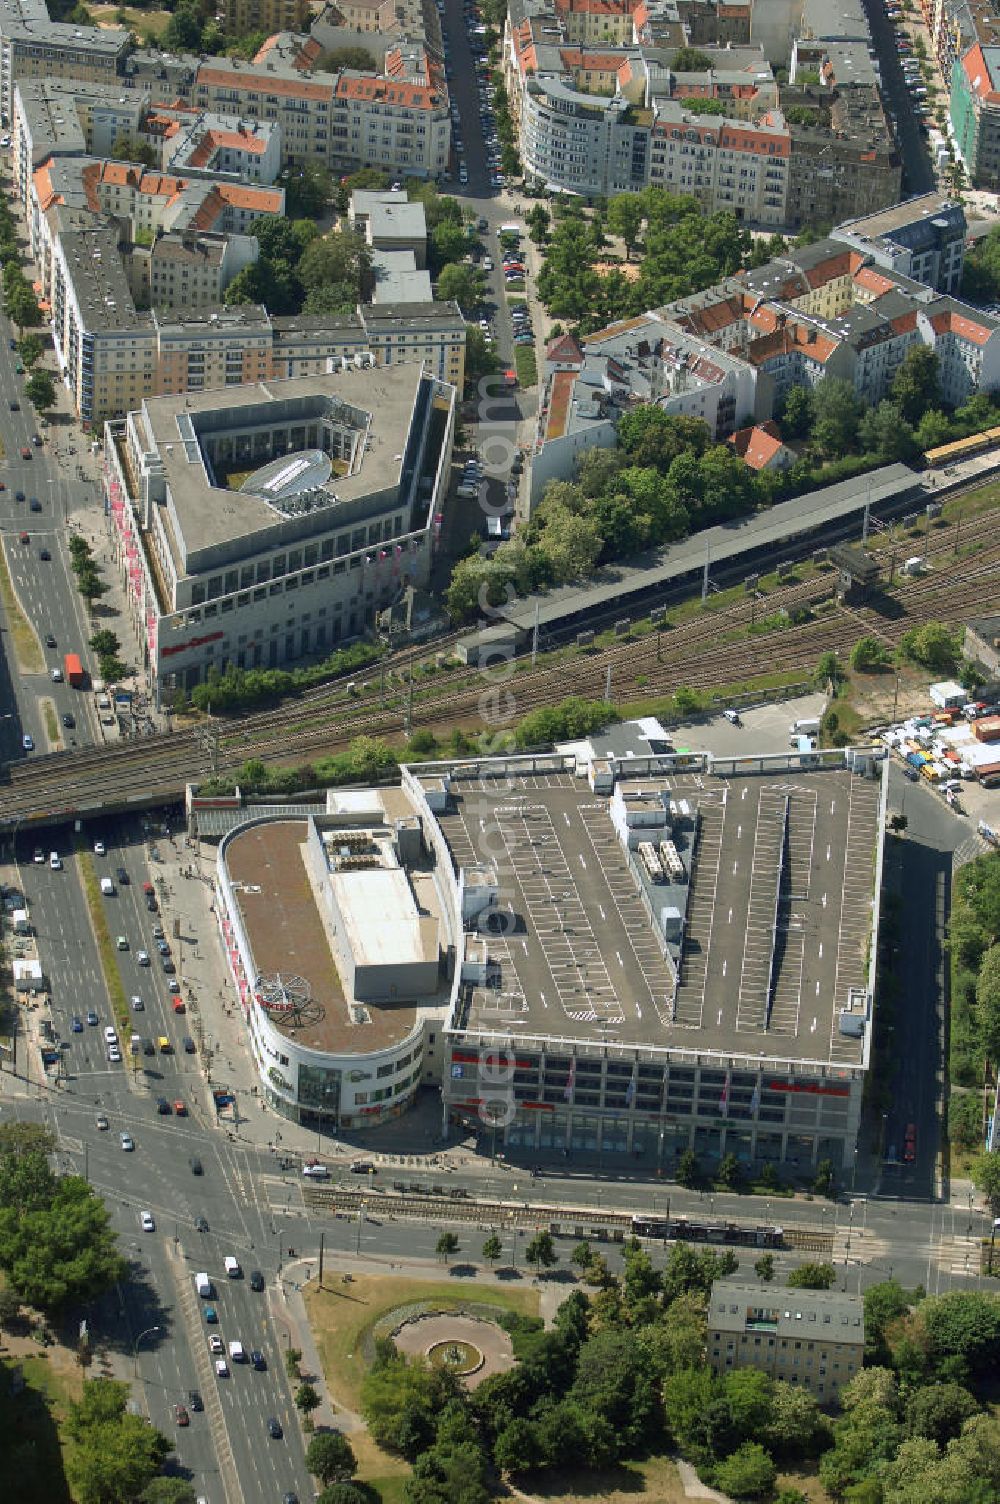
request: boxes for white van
[100,876,115,896]
[224,1256,242,1279]
[228,1339,246,1363]
[103,1026,118,1045]
[49,851,61,870]
[789,717,821,738]
[195,1272,213,1298]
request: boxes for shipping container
[974,717,1000,743]
[64,652,84,688]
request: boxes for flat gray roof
[135,364,428,560]
[709,1280,864,1339]
[439,763,879,1066]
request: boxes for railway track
[3,514,999,826]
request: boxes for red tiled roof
[546,332,584,364]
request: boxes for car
[70,1014,83,1032]
[251,1349,266,1370]
[130,995,144,1012]
[204,1306,218,1323]
[156,1097,171,1115]
[31,498,42,512]
[183,1033,196,1052]
[157,939,170,955]
[267,1418,283,1439]
[38,547,50,560]
[302,1162,330,1179]
[137,950,150,966]
[50,666,62,682]
[208,1334,224,1354]
[107,1045,121,1062]
[22,733,33,751]
[49,851,60,869]
[173,997,186,1014]
[20,447,30,460]
[723,708,742,726]
[96,1113,109,1130]
[31,435,41,446]
[140,1210,155,1231]
[188,1390,203,1412]
[351,1160,376,1174]
[249,1270,265,1292]
[903,1139,916,1163]
[283,1495,299,1504]
[8,398,17,409]
[215,1358,229,1377]
[903,765,919,782]
[14,490,24,503]
[162,959,175,974]
[195,1215,210,1232]
[116,935,129,951]
[152,924,165,938]
[174,1100,186,1116]
[44,633,56,648]
[86,1009,98,1025]
[120,1132,134,1151]
[190,1156,203,1175]
[62,713,75,729]
[117,866,129,884]
[174,1403,189,1426]
[94,841,105,856]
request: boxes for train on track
[631,1214,785,1247]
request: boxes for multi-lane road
[13,818,311,1504]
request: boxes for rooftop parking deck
[439,762,880,1067]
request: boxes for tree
[905,1382,979,1447]
[787,1261,835,1289]
[815,649,843,686]
[5,280,41,331]
[317,45,378,71]
[813,1157,835,1196]
[436,1231,459,1263]
[526,203,550,243]
[0,1171,127,1313]
[713,1441,777,1499]
[851,635,890,672]
[672,46,712,68]
[139,1483,198,1504]
[65,1380,170,1504]
[976,945,1000,1066]
[282,161,334,220]
[900,620,958,673]
[525,1230,557,1271]
[284,1346,302,1379]
[971,1149,1000,1212]
[295,1381,321,1418]
[859,400,919,463]
[110,134,157,168]
[570,1327,655,1449]
[89,629,121,659]
[810,376,862,457]
[607,196,644,259]
[464,326,496,386]
[17,334,43,369]
[429,219,469,270]
[891,345,942,426]
[317,1488,367,1504]
[761,1381,826,1460]
[436,263,485,308]
[163,0,203,50]
[754,1254,775,1282]
[306,1430,357,1485]
[0,1285,21,1328]
[482,1233,502,1265]
[676,1148,700,1188]
[717,1151,742,1189]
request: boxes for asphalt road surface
[861,0,935,197]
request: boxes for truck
[789,717,821,739]
[194,1272,213,1298]
[64,653,84,688]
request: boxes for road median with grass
[76,846,129,1039]
[0,536,44,673]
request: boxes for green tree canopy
[317,45,378,70]
[810,377,863,458]
[25,369,56,413]
[713,1440,777,1499]
[787,1261,835,1289]
[891,345,942,426]
[306,1430,357,1484]
[436,263,485,308]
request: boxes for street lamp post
[132,1324,161,1378]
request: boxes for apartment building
[102,364,456,697]
[530,231,1000,499]
[0,0,131,124]
[832,194,967,294]
[130,230,258,313]
[649,102,790,226]
[708,1281,864,1402]
[219,0,311,37]
[785,127,902,231]
[271,302,466,389]
[951,40,1000,187]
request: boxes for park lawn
[516,1453,692,1502]
[304,1272,540,1499]
[5,1351,84,1504]
[89,4,172,39]
[303,1271,540,1415]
